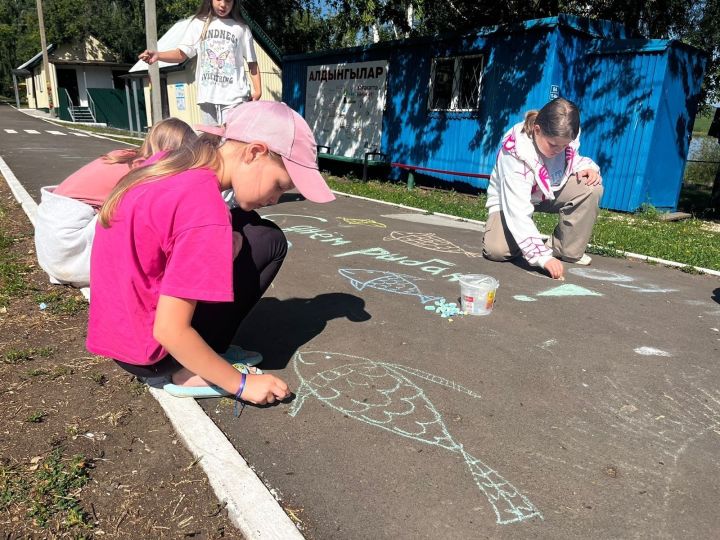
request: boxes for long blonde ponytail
[98,134,223,228]
[101,118,196,168]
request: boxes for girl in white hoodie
[482,98,603,280]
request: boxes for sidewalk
[5,104,720,538]
[214,193,720,539]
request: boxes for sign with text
[305,60,388,158]
[175,84,186,111]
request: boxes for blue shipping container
[283,14,707,212]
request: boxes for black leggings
[115,208,287,378]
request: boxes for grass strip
[0,448,91,531]
[325,176,720,271]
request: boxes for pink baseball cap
[196,101,335,203]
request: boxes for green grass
[0,448,91,530]
[2,346,54,365]
[326,176,720,271]
[692,110,715,135]
[34,290,88,316]
[681,135,720,220]
[0,231,33,305]
[26,411,46,423]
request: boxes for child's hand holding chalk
[544,258,565,280]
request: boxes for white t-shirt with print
[178,17,257,106]
[542,152,567,188]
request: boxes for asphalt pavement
[0,104,131,199]
[3,103,720,539]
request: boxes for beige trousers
[482,178,603,263]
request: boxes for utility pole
[144,0,163,124]
[35,0,55,117]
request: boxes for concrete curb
[0,156,302,540]
[331,189,720,278]
[148,389,304,539]
[0,156,37,227]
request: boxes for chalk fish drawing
[384,231,483,258]
[339,268,443,304]
[289,351,542,525]
[338,217,387,228]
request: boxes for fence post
[407,170,415,190]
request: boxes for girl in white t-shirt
[139,0,261,125]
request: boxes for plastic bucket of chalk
[459,274,499,316]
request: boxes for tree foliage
[326,0,719,107]
[1,0,717,107]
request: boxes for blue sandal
[163,363,262,398]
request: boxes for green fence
[57,90,72,121]
[88,88,147,132]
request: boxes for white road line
[71,132,89,137]
[46,130,66,135]
[24,129,40,134]
[4,129,17,134]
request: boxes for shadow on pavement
[234,292,371,370]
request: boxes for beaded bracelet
[233,372,247,417]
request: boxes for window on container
[429,54,484,111]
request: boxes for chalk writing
[339,268,443,304]
[290,351,542,525]
[338,217,387,228]
[384,231,483,258]
[262,213,468,284]
[335,247,456,277]
[568,268,678,294]
[280,225,353,246]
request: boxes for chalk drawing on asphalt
[568,268,678,294]
[514,295,537,302]
[634,347,672,357]
[384,231,483,258]
[537,284,602,297]
[531,372,720,535]
[337,217,387,228]
[261,213,328,223]
[339,268,443,305]
[289,351,542,525]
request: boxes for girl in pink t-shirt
[34,118,196,288]
[87,101,335,407]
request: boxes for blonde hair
[522,97,580,140]
[98,134,222,227]
[102,118,197,167]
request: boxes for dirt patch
[0,181,243,538]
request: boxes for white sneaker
[565,254,592,265]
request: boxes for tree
[322,0,720,107]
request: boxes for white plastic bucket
[459,274,499,316]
